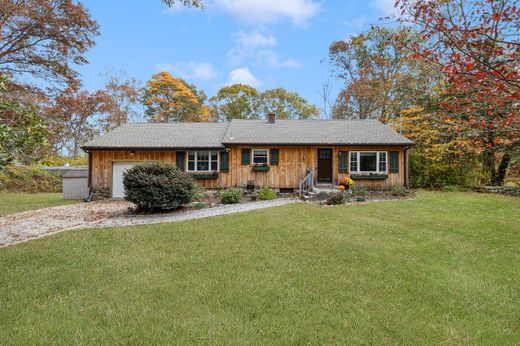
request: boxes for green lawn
[0,192,80,217]
[1,191,519,345]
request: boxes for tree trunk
[482,149,497,185]
[496,153,511,186]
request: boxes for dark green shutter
[241,149,250,165]
[176,151,186,171]
[270,149,279,165]
[390,151,399,173]
[220,151,229,172]
[339,151,348,173]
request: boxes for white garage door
[112,162,139,198]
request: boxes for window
[378,152,387,172]
[187,151,219,172]
[349,151,388,173]
[252,149,269,164]
[350,152,358,172]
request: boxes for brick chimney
[268,113,276,124]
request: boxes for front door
[317,149,333,183]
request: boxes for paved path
[0,199,296,247]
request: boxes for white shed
[62,169,89,200]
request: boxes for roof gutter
[221,142,414,146]
[81,146,226,151]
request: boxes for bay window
[187,151,218,172]
[349,151,388,174]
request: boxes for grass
[0,192,80,217]
[1,191,519,344]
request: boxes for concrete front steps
[301,185,345,201]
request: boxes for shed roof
[62,169,88,178]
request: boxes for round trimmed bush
[219,188,243,204]
[123,161,196,211]
[258,187,276,200]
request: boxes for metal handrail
[299,170,314,197]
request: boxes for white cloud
[227,67,261,87]
[227,31,277,66]
[370,0,398,16]
[256,50,302,68]
[214,0,320,26]
[227,31,301,69]
[156,62,219,81]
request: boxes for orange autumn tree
[395,106,480,187]
[142,72,209,123]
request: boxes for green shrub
[326,192,347,205]
[390,186,408,196]
[351,186,368,198]
[0,165,61,193]
[355,197,366,202]
[123,161,196,211]
[409,152,481,188]
[219,188,243,204]
[258,187,276,200]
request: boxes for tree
[259,88,320,120]
[318,79,334,119]
[142,72,209,123]
[393,0,520,185]
[0,78,48,166]
[0,0,99,91]
[329,27,434,121]
[45,88,112,156]
[396,106,480,188]
[99,69,143,132]
[210,84,260,121]
[162,0,203,7]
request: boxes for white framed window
[349,151,388,174]
[252,149,269,164]
[187,151,219,172]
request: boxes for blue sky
[78,0,396,109]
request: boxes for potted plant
[338,177,354,190]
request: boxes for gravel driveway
[0,198,296,247]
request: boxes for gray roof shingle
[82,119,413,150]
[222,119,413,145]
[82,123,229,149]
[62,168,89,178]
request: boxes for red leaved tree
[392,0,519,185]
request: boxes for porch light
[130,150,135,156]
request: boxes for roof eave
[221,142,414,146]
[82,145,226,151]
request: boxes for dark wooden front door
[317,148,333,183]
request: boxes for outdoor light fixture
[130,150,135,156]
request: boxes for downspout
[85,150,93,202]
[404,146,410,188]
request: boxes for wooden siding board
[89,145,406,191]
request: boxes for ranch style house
[82,114,413,199]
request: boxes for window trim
[186,150,219,172]
[349,151,388,174]
[252,148,269,165]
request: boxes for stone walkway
[0,198,296,247]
